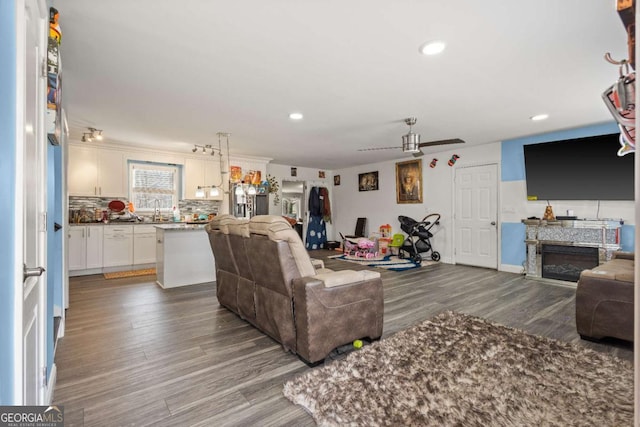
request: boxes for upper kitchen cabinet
[184,158,224,200]
[68,144,126,197]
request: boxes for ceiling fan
[358,117,465,157]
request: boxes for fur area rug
[283,311,633,426]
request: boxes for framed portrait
[358,171,379,192]
[291,167,297,177]
[396,159,423,203]
[334,175,341,186]
[319,170,325,178]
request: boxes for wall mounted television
[523,133,634,201]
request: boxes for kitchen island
[155,224,216,288]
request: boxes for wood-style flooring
[53,251,633,426]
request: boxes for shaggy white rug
[283,311,633,426]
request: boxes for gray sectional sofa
[205,214,384,364]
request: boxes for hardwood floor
[53,251,632,426]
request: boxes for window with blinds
[129,162,180,212]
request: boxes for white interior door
[454,164,498,269]
[18,0,47,405]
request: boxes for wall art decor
[396,159,422,203]
[358,171,378,192]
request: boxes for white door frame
[14,0,48,405]
[452,162,500,268]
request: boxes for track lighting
[82,127,103,142]
[191,144,221,155]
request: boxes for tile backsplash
[69,196,221,222]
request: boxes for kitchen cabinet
[133,225,156,264]
[103,226,133,267]
[184,158,224,200]
[68,225,103,273]
[86,226,104,268]
[155,225,216,288]
[68,227,87,271]
[68,144,126,197]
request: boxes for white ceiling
[57,1,629,169]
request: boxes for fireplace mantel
[522,218,622,278]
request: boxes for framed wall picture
[358,171,379,191]
[334,175,341,186]
[396,159,423,203]
[319,170,325,178]
[291,167,297,177]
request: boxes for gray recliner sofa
[205,214,384,364]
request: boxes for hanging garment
[319,186,331,223]
[308,186,322,217]
[306,187,327,249]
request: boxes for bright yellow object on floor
[103,268,156,279]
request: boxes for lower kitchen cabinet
[68,225,103,272]
[133,225,157,264]
[103,226,133,268]
[68,224,159,276]
[68,227,87,271]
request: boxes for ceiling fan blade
[418,138,465,147]
[357,146,402,152]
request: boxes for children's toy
[379,224,392,238]
[397,213,442,264]
[343,237,379,259]
[388,233,405,256]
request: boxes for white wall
[332,143,501,263]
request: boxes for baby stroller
[397,213,441,265]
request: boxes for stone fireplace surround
[523,218,622,281]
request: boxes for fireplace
[541,244,599,282]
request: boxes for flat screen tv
[523,133,634,201]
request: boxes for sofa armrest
[312,269,380,287]
[292,271,384,363]
[613,251,635,261]
[310,258,325,270]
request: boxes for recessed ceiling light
[289,112,303,120]
[530,114,549,121]
[419,40,446,55]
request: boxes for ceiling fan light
[402,133,421,153]
[209,187,220,197]
[195,187,205,198]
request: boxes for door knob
[490,221,496,226]
[23,264,45,281]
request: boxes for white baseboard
[45,363,57,404]
[500,264,525,274]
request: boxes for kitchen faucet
[153,199,161,222]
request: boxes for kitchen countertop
[69,220,212,226]
[155,224,208,231]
